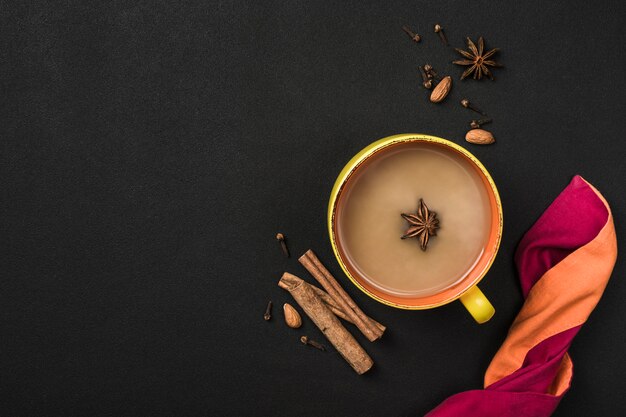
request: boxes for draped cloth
[425,176,618,417]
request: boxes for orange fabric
[484,181,617,392]
[548,353,573,395]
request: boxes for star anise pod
[453,37,502,80]
[401,198,440,251]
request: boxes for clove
[264,300,273,321]
[424,64,442,81]
[470,118,492,129]
[300,335,326,351]
[275,233,289,258]
[402,25,421,43]
[461,99,487,116]
[434,24,448,45]
[418,66,432,89]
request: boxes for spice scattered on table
[418,66,432,89]
[275,233,289,258]
[424,64,442,81]
[276,250,384,374]
[264,300,273,321]
[453,37,502,80]
[421,65,452,103]
[400,20,502,138]
[283,303,302,328]
[461,99,487,116]
[430,76,452,103]
[280,271,374,374]
[470,118,492,129]
[465,128,495,145]
[434,23,447,45]
[300,336,326,351]
[401,198,440,251]
[402,25,421,43]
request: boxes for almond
[429,76,452,103]
[465,128,495,145]
[283,303,302,328]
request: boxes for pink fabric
[425,330,578,417]
[488,327,579,393]
[425,176,615,417]
[515,176,608,297]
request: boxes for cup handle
[459,286,495,324]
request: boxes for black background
[1,1,625,416]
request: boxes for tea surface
[338,143,492,297]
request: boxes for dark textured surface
[1,1,625,416]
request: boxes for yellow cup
[328,134,502,323]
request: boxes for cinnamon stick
[310,285,386,333]
[278,272,374,374]
[299,250,384,341]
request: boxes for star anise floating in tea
[453,37,502,80]
[401,199,440,251]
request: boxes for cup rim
[328,133,503,309]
